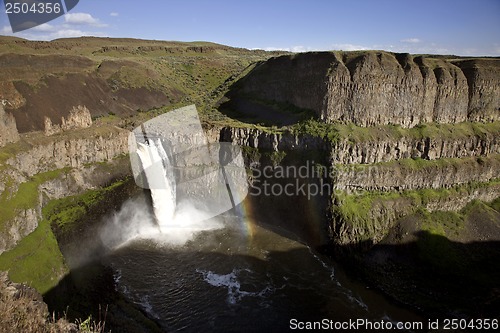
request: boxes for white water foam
[306,247,369,311]
[100,136,224,249]
[308,247,337,283]
[137,294,160,319]
[136,139,176,226]
[112,267,160,319]
[197,268,273,305]
[99,196,223,249]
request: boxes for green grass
[421,209,464,235]
[333,190,403,239]
[413,202,497,274]
[240,145,262,163]
[344,154,499,173]
[0,139,32,167]
[0,177,128,294]
[0,168,69,231]
[417,218,463,271]
[45,178,127,232]
[489,197,500,212]
[332,179,500,242]
[267,150,287,166]
[332,121,500,144]
[0,217,66,294]
[291,118,339,142]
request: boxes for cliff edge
[0,104,20,147]
[226,51,500,127]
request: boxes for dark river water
[96,198,422,332]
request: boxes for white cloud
[110,12,119,17]
[64,13,107,27]
[261,45,328,53]
[290,45,319,53]
[401,38,421,44]
[1,26,12,34]
[32,23,55,32]
[260,46,290,52]
[331,43,369,51]
[254,41,500,56]
[0,26,108,41]
[52,29,88,38]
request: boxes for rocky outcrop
[0,271,77,332]
[219,124,500,249]
[220,127,326,151]
[454,59,500,122]
[332,131,500,164]
[219,124,500,164]
[7,126,128,177]
[334,155,500,193]
[0,125,130,253]
[0,158,130,254]
[2,208,40,256]
[234,52,500,127]
[331,182,500,247]
[0,104,19,147]
[44,105,93,136]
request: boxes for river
[95,194,423,332]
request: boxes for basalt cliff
[219,51,500,316]
[221,51,500,247]
[231,51,499,127]
[0,38,499,319]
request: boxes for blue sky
[1,0,499,55]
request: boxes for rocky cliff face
[0,104,19,147]
[44,105,93,136]
[220,50,500,249]
[331,182,500,247]
[8,126,128,177]
[334,155,500,193]
[220,124,500,164]
[218,124,500,247]
[0,125,130,254]
[0,271,77,332]
[234,52,499,127]
[219,127,327,151]
[332,130,500,164]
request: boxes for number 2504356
[443,318,498,330]
[5,2,62,14]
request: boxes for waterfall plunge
[136,138,176,231]
[119,105,248,246]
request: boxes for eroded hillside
[0,36,281,132]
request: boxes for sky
[0,0,499,56]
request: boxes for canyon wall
[2,47,499,255]
[334,155,500,193]
[219,123,500,247]
[44,105,93,135]
[0,104,19,147]
[220,51,500,248]
[236,52,500,127]
[0,125,130,253]
[220,125,500,163]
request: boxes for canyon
[0,37,499,326]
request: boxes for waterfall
[125,105,248,245]
[136,138,176,230]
